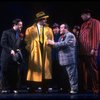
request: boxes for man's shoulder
[65,32,76,40]
[26,23,37,30]
[3,29,12,34]
[66,32,74,36]
[90,18,100,23]
[44,25,52,30]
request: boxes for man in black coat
[0,18,23,93]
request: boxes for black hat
[81,9,93,15]
[12,50,23,64]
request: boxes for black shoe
[46,88,54,93]
[13,90,18,94]
[35,87,42,93]
[1,90,10,94]
[70,90,78,94]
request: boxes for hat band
[36,15,48,19]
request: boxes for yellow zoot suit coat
[25,23,54,82]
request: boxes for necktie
[16,32,19,39]
[39,26,43,44]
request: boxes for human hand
[90,49,95,55]
[47,40,55,45]
[16,49,20,52]
[11,50,15,56]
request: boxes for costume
[1,29,23,91]
[79,18,100,93]
[25,23,53,82]
[54,32,78,92]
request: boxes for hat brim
[35,15,49,21]
[41,15,49,19]
[81,9,93,15]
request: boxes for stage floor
[0,93,100,99]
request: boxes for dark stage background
[0,0,100,34]
[0,0,100,45]
[0,0,100,90]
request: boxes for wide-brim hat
[35,11,49,21]
[81,9,93,15]
[12,51,23,64]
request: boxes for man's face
[39,18,47,26]
[53,27,60,34]
[60,24,65,34]
[81,13,90,21]
[15,21,23,32]
[72,28,77,33]
[17,21,23,31]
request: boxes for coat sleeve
[46,27,54,40]
[49,28,54,41]
[92,20,100,50]
[1,31,12,54]
[54,34,76,48]
[45,27,54,45]
[25,27,32,52]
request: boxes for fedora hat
[81,9,93,15]
[12,50,23,64]
[35,11,49,21]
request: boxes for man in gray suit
[48,23,78,94]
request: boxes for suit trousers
[1,59,19,91]
[65,64,78,92]
[79,55,99,93]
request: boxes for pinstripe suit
[54,32,78,92]
[79,18,100,93]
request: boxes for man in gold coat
[25,11,54,93]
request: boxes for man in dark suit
[51,23,62,92]
[48,23,78,94]
[0,18,23,93]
